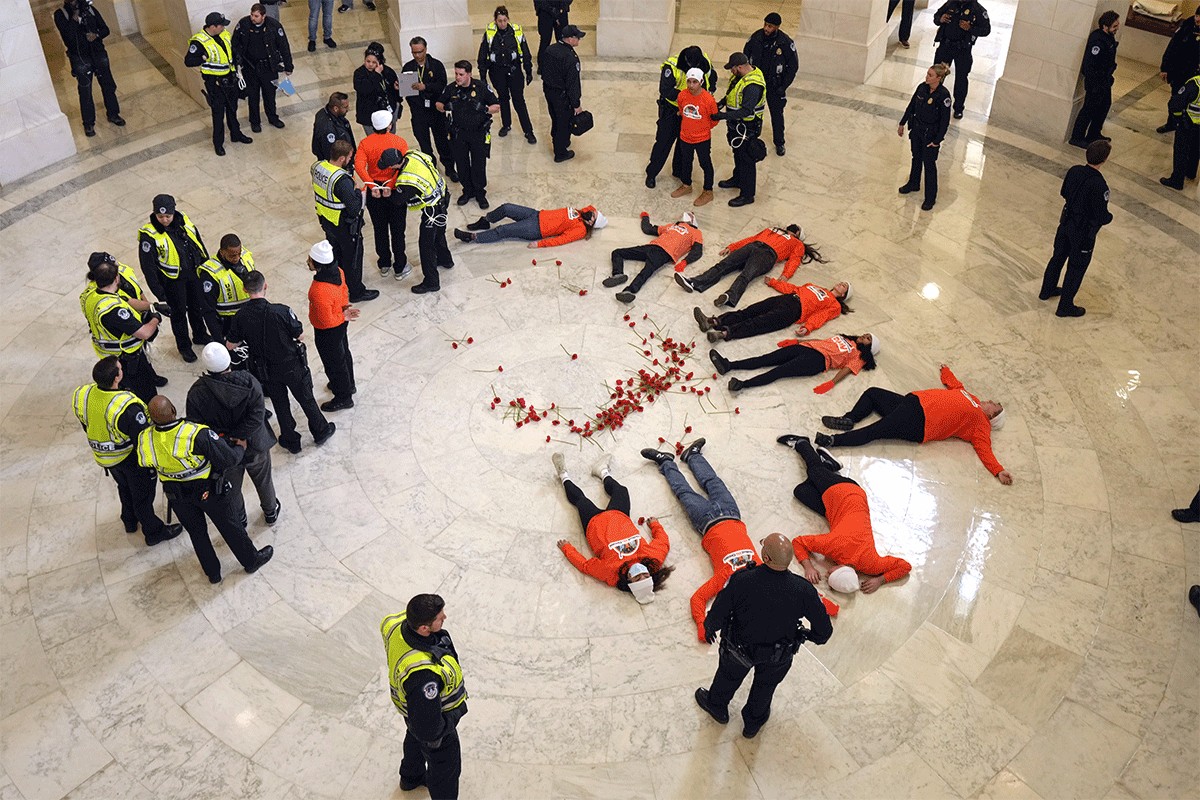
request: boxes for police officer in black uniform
[53,0,124,137]
[1039,141,1113,318]
[227,271,336,454]
[311,92,355,161]
[898,63,952,211]
[1160,70,1200,189]
[713,53,766,207]
[646,46,717,188]
[932,0,991,118]
[533,0,572,74]
[403,37,456,180]
[1069,11,1120,149]
[541,25,584,162]
[1157,10,1200,133]
[232,3,294,132]
[438,61,500,209]
[743,13,798,156]
[184,12,254,156]
[694,532,832,739]
[478,5,536,143]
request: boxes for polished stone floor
[2,1,1198,798]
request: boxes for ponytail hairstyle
[931,62,951,83]
[785,226,830,265]
[838,333,877,371]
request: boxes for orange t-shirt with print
[677,89,719,144]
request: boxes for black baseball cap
[205,12,230,26]
[724,52,749,70]
[560,24,585,39]
[88,252,116,269]
[152,194,176,214]
[376,148,405,169]
[764,13,782,26]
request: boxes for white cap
[200,341,231,373]
[593,211,609,229]
[828,566,861,593]
[867,332,881,356]
[309,240,335,265]
[681,211,697,227]
[842,282,853,301]
[989,408,1006,430]
[370,109,392,131]
[685,67,705,83]
[627,563,655,604]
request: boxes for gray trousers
[228,446,277,520]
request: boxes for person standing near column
[1156,10,1199,134]
[1069,11,1120,149]
[713,53,766,207]
[438,62,500,209]
[932,0,990,119]
[541,25,585,162]
[312,140,379,302]
[479,6,537,144]
[1159,70,1200,190]
[402,38,455,180]
[533,0,572,74]
[743,13,797,157]
[232,3,294,133]
[53,0,124,137]
[376,147,454,294]
[354,110,411,280]
[307,240,359,411]
[185,12,253,156]
[888,0,916,48]
[1039,140,1113,317]
[307,0,336,51]
[897,63,952,211]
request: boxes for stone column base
[797,0,890,84]
[596,0,676,59]
[389,0,473,68]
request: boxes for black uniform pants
[203,76,244,148]
[314,322,355,401]
[73,58,120,128]
[167,483,259,580]
[263,363,331,450]
[830,389,927,448]
[932,42,973,113]
[888,0,915,42]
[791,439,858,515]
[545,91,574,158]
[690,241,776,305]
[728,343,827,390]
[1168,121,1199,183]
[162,274,217,352]
[536,6,568,72]
[765,89,787,147]
[646,106,682,181]
[319,218,368,300]
[707,646,793,734]
[416,197,453,289]
[562,476,631,531]
[729,121,761,199]
[1041,220,1096,312]
[1071,80,1111,142]
[491,69,533,134]
[109,456,166,537]
[365,192,408,271]
[905,133,941,204]
[715,293,802,340]
[610,244,675,294]
[118,349,161,404]
[410,110,454,174]
[676,139,714,190]
[452,130,489,199]
[244,61,280,126]
[400,727,461,800]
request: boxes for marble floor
[3,1,1199,798]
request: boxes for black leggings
[563,476,631,532]
[831,388,926,447]
[728,344,825,388]
[610,245,675,294]
[716,293,803,340]
[792,439,858,516]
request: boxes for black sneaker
[1190,585,1200,617]
[477,196,490,209]
[337,3,349,11]
[717,178,737,189]
[265,500,282,525]
[308,40,316,52]
[953,110,964,119]
[1055,305,1086,318]
[313,422,337,446]
[814,432,835,447]
[251,123,262,133]
[821,415,855,431]
[640,448,674,465]
[525,132,537,144]
[601,274,628,288]
[498,126,511,137]
[921,199,935,211]
[693,306,712,332]
[279,439,302,454]
[776,434,808,449]
[124,520,138,533]
[454,229,473,243]
[694,688,729,724]
[457,194,472,206]
[898,184,919,194]
[728,377,743,392]
[85,126,96,137]
[554,150,575,163]
[466,216,491,231]
[674,273,695,293]
[270,118,285,128]
[645,175,656,189]
[350,289,380,302]
[246,545,274,574]
[411,283,438,294]
[154,374,169,387]
[324,37,337,48]
[145,523,183,546]
[1172,508,1200,523]
[680,438,706,463]
[208,571,222,584]
[321,397,354,412]
[179,347,198,363]
[108,115,126,126]
[615,291,636,303]
[232,133,254,144]
[364,0,376,8]
[1037,287,1062,301]
[816,446,842,472]
[709,349,730,374]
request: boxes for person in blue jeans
[640,438,739,531]
[308,0,336,50]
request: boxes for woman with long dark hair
[711,332,880,392]
[693,278,852,343]
[676,224,827,308]
[353,42,401,135]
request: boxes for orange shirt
[689,519,761,640]
[792,483,912,583]
[560,511,670,587]
[536,206,594,248]
[800,335,866,374]
[677,89,719,143]
[652,222,703,262]
[354,132,409,186]
[764,279,843,334]
[726,229,808,279]
[308,269,349,330]
[913,366,1004,475]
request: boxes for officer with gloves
[196,233,256,340]
[712,53,767,207]
[80,251,168,400]
[312,140,379,302]
[377,147,453,294]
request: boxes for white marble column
[596,0,676,59]
[796,0,892,83]
[160,0,247,108]
[0,0,77,187]
[991,0,1121,142]
[388,0,474,67]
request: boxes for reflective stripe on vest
[312,161,350,225]
[137,213,206,280]
[381,611,467,717]
[1187,76,1200,124]
[728,67,767,121]
[197,249,256,316]
[72,385,144,467]
[190,30,234,76]
[137,421,212,482]
[81,291,143,356]
[485,21,525,60]
[397,151,444,209]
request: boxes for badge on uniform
[203,281,214,293]
[1091,46,1100,54]
[1104,190,1110,201]
[422,681,438,700]
[142,241,152,252]
[136,412,147,425]
[776,48,781,55]
[118,308,131,319]
[327,132,335,142]
[927,98,933,104]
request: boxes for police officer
[188,343,281,527]
[312,140,379,302]
[402,37,456,180]
[81,251,170,391]
[1069,11,1120,149]
[1157,10,1200,134]
[713,52,766,207]
[196,233,256,341]
[478,5,536,144]
[53,0,124,137]
[646,46,717,188]
[184,12,253,156]
[232,3,294,133]
[312,92,355,161]
[1039,141,1113,318]
[438,61,500,208]
[137,394,273,584]
[73,356,182,545]
[137,193,215,362]
[1160,70,1200,190]
[743,13,798,156]
[541,24,585,162]
[228,270,336,454]
[898,63,952,211]
[932,0,990,119]
[382,594,468,799]
[81,255,166,402]
[694,533,832,739]
[377,147,453,295]
[533,0,571,74]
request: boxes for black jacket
[1080,28,1118,89]
[478,23,533,83]
[900,81,952,143]
[704,564,833,647]
[934,0,991,47]
[354,64,403,126]
[1160,16,1200,85]
[658,50,717,105]
[137,213,209,298]
[541,42,582,106]
[743,29,798,90]
[232,15,294,77]
[227,298,307,381]
[54,1,111,75]
[439,79,499,133]
[398,621,468,744]
[311,106,356,159]
[1059,164,1113,238]
[402,56,449,116]
[186,370,276,452]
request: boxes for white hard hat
[685,67,705,83]
[828,566,861,594]
[370,109,392,131]
[200,341,231,373]
[989,408,1006,430]
[867,332,881,356]
[309,240,335,265]
[593,211,609,229]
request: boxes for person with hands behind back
[306,240,360,413]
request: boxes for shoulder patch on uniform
[422,681,438,700]
[664,67,673,78]
[790,42,796,51]
[278,28,284,36]
[189,44,198,53]
[208,430,219,439]
[1091,45,1100,55]
[135,411,147,425]
[142,241,152,252]
[203,280,214,293]
[289,309,297,319]
[118,308,131,319]
[327,132,336,142]
[944,97,952,107]
[1178,85,1188,94]
[1103,190,1110,201]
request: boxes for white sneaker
[591,454,614,480]
[551,452,568,481]
[396,262,413,280]
[378,264,390,277]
